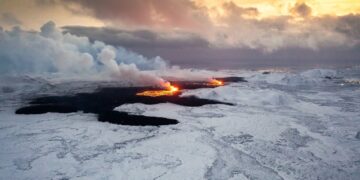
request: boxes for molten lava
[209,79,224,86]
[136,82,179,97]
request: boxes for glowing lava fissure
[136,82,180,97]
[208,79,224,86]
[136,79,224,97]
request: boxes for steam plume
[0,21,167,86]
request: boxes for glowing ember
[136,82,179,97]
[209,79,224,86]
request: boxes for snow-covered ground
[1,68,360,180]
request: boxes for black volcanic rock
[325,76,333,80]
[356,131,360,140]
[170,76,247,89]
[98,111,178,126]
[215,77,248,83]
[16,105,78,114]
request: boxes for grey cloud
[63,0,211,30]
[290,2,312,17]
[0,12,22,26]
[132,46,360,70]
[61,26,360,70]
[62,26,209,49]
[335,14,360,39]
[210,2,343,51]
[35,0,58,6]
[213,11,360,52]
[309,14,360,44]
[15,0,360,61]
[55,0,360,52]
[61,11,360,69]
[222,1,259,17]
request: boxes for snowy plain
[0,67,360,180]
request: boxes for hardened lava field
[16,78,245,126]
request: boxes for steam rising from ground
[0,21,167,86]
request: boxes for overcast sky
[1,0,360,69]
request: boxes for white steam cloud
[98,46,165,86]
[0,21,167,86]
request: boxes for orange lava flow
[209,79,224,86]
[136,82,179,97]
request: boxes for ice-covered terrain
[1,68,360,180]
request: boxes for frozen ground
[1,68,360,180]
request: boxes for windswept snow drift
[247,69,338,86]
[1,68,360,179]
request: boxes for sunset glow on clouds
[1,0,360,68]
[2,0,359,30]
[197,0,360,17]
